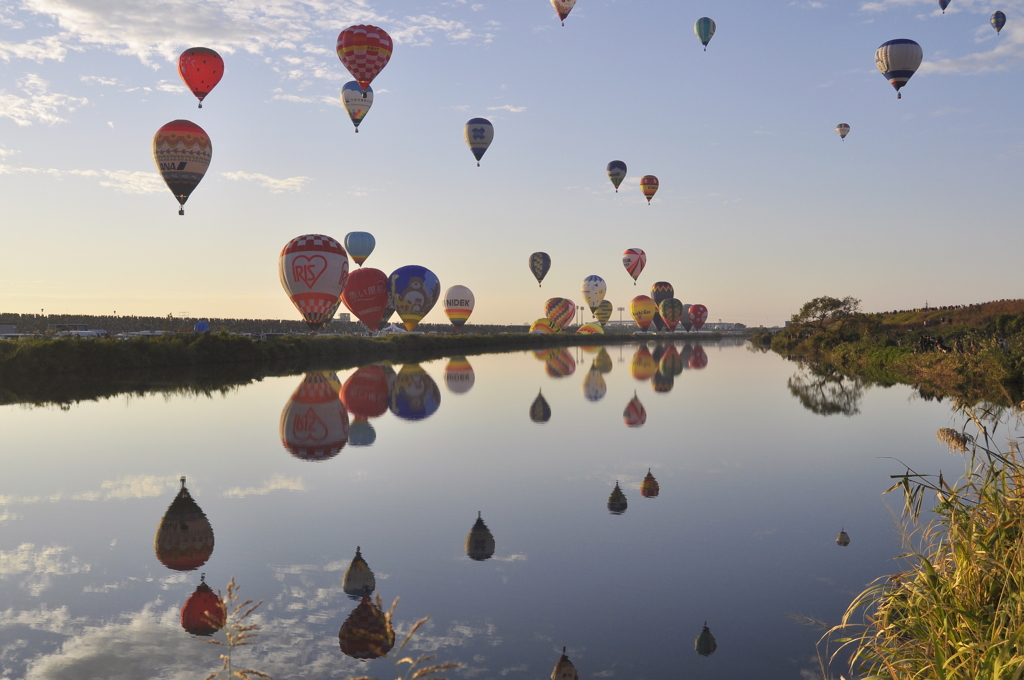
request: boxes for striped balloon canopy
[153,119,212,215]
[336,25,393,93]
[622,248,647,284]
[544,297,576,330]
[623,394,647,427]
[992,11,1006,33]
[875,39,922,99]
[464,117,494,166]
[443,285,475,331]
[344,231,376,266]
[694,17,716,50]
[594,300,614,327]
[640,175,659,204]
[551,0,576,25]
[836,123,850,140]
[606,160,627,192]
[659,298,684,330]
[545,348,576,378]
[530,318,560,334]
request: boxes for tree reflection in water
[787,363,864,417]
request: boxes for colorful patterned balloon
[641,469,660,498]
[530,318,560,334]
[444,285,475,331]
[279,372,350,462]
[630,295,657,331]
[680,304,693,332]
[640,175,659,204]
[342,267,389,331]
[279,234,349,331]
[652,371,674,393]
[622,248,646,284]
[551,0,576,25]
[607,160,627,192]
[660,344,684,376]
[650,282,674,331]
[338,594,395,660]
[576,322,604,335]
[336,25,393,93]
[689,303,708,331]
[545,297,576,330]
[545,348,576,378]
[529,252,551,286]
[581,275,607,312]
[464,117,494,166]
[659,298,684,331]
[594,300,613,327]
[177,48,223,108]
[153,120,211,215]
[389,265,441,331]
[875,39,922,99]
[593,347,613,374]
[389,364,441,420]
[836,123,850,141]
[341,82,373,133]
[344,231,375,266]
[444,356,475,394]
[623,394,647,427]
[630,347,657,381]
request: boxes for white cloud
[392,15,476,45]
[223,474,305,498]
[0,33,69,62]
[0,73,87,126]
[0,544,90,596]
[0,165,165,193]
[80,75,118,85]
[487,104,525,113]
[155,79,186,92]
[221,170,310,193]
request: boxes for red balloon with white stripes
[336,25,393,94]
[279,234,349,331]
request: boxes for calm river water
[0,341,965,679]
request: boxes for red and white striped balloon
[279,234,349,331]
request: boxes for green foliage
[791,296,861,329]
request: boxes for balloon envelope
[444,285,475,330]
[464,117,494,165]
[606,160,627,192]
[624,395,647,427]
[689,303,708,331]
[336,25,393,92]
[344,231,376,266]
[992,11,1006,32]
[577,322,604,335]
[341,365,389,420]
[622,249,647,282]
[594,300,613,327]
[280,372,350,461]
[444,356,475,394]
[529,252,551,286]
[178,48,223,107]
[630,347,657,381]
[342,267,389,331]
[530,390,552,423]
[689,344,709,370]
[581,275,607,312]
[155,479,214,571]
[153,120,211,215]
[659,298,683,330]
[545,348,576,378]
[551,0,577,23]
[583,368,607,402]
[694,17,716,48]
[875,39,922,98]
[545,298,576,330]
[630,295,657,331]
[640,175,659,203]
[836,123,850,140]
[389,265,441,331]
[530,318,560,334]
[593,347,613,374]
[389,364,441,420]
[279,234,350,330]
[341,82,373,132]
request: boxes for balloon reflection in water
[630,347,657,381]
[545,348,577,378]
[659,344,683,376]
[280,372,350,461]
[695,622,717,656]
[641,469,660,498]
[607,482,628,515]
[623,394,647,427]
[444,356,475,394]
[652,371,673,393]
[593,347,613,374]
[689,345,709,370]
[466,512,496,561]
[389,364,441,421]
[552,647,579,680]
[530,390,552,423]
[582,367,607,402]
[679,343,694,368]
[342,365,389,447]
[180,574,226,636]
[836,529,850,547]
[343,546,376,600]
[155,476,214,571]
[338,594,395,660]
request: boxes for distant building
[333,313,352,323]
[0,324,15,335]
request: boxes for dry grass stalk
[346,600,461,680]
[203,578,271,680]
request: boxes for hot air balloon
[344,232,376,267]
[180,575,226,636]
[583,367,607,402]
[444,285,475,332]
[336,25,393,94]
[545,348,577,378]
[342,267,389,332]
[552,647,579,680]
[659,299,683,331]
[531,318,560,334]
[444,356,475,394]
[389,265,440,331]
[377,292,396,331]
[695,622,717,656]
[688,304,708,331]
[836,528,851,546]
[390,364,441,420]
[551,0,577,25]
[630,295,657,331]
[937,0,950,12]
[581,275,607,312]
[593,347,613,374]
[630,346,657,380]
[341,82,373,133]
[280,372,350,461]
[594,300,613,327]
[689,344,708,370]
[576,322,604,335]
[155,477,214,571]
[153,120,211,215]
[992,11,1006,33]
[279,234,349,331]
[659,344,683,376]
[680,304,693,332]
[624,393,647,427]
[652,371,673,393]
[650,282,673,331]
[694,17,716,50]
[177,48,223,108]
[640,175,659,204]
[607,482,627,515]
[875,39,922,99]
[641,469,659,498]
[466,512,495,560]
[622,248,646,284]
[464,117,494,166]
[545,298,576,330]
[606,160,627,192]
[836,123,850,140]
[338,594,395,660]
[530,390,552,423]
[529,252,552,287]
[341,365,390,420]
[343,546,377,599]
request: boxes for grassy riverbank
[752,298,1024,406]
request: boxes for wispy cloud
[223,474,305,498]
[486,104,525,113]
[0,544,90,596]
[80,75,118,85]
[0,74,87,126]
[0,165,165,193]
[221,171,310,193]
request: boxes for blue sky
[1,0,1022,326]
